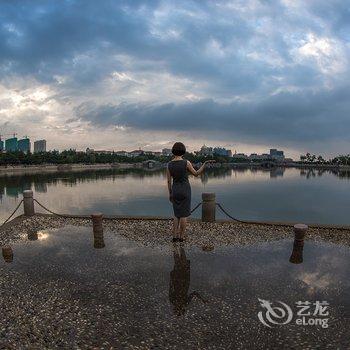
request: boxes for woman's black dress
[168,159,191,218]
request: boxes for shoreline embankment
[0,162,349,176]
[0,162,148,175]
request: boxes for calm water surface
[1,225,349,348]
[1,166,350,225]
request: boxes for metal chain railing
[1,197,250,227]
[33,199,65,217]
[191,201,249,223]
[190,202,202,214]
[216,202,249,224]
[0,200,24,227]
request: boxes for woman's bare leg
[179,217,187,240]
[173,217,180,238]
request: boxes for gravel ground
[1,214,350,248]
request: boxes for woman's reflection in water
[169,244,207,316]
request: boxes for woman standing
[167,142,214,242]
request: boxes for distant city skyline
[0,135,46,153]
[0,132,295,158]
[0,132,334,160]
[0,1,349,158]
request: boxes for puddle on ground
[1,225,350,349]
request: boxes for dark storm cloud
[0,0,337,91]
[0,0,156,80]
[75,83,350,145]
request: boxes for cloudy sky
[0,0,349,157]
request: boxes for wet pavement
[1,225,350,349]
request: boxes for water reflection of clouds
[188,240,350,301]
[2,167,350,224]
[8,226,350,312]
[20,226,169,274]
[34,173,169,214]
[298,271,334,290]
[293,243,350,295]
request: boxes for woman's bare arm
[187,160,215,177]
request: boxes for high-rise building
[18,138,31,153]
[213,147,232,157]
[34,140,47,153]
[5,137,18,152]
[270,148,285,161]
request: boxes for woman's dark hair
[172,142,186,156]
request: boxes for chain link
[190,202,202,214]
[216,202,249,223]
[33,199,65,217]
[191,201,249,223]
[0,200,24,227]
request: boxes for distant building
[162,148,172,156]
[249,153,271,161]
[129,150,144,157]
[232,153,249,160]
[270,149,285,162]
[34,140,47,153]
[18,138,31,153]
[5,137,18,152]
[198,145,213,156]
[115,150,128,157]
[213,147,232,157]
[86,148,94,154]
[249,153,258,160]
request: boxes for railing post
[91,213,103,232]
[202,193,216,222]
[23,190,35,216]
[2,246,13,263]
[293,223,308,242]
[91,213,105,249]
[289,223,308,264]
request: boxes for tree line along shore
[0,149,349,168]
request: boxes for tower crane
[0,133,17,141]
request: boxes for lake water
[1,166,350,225]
